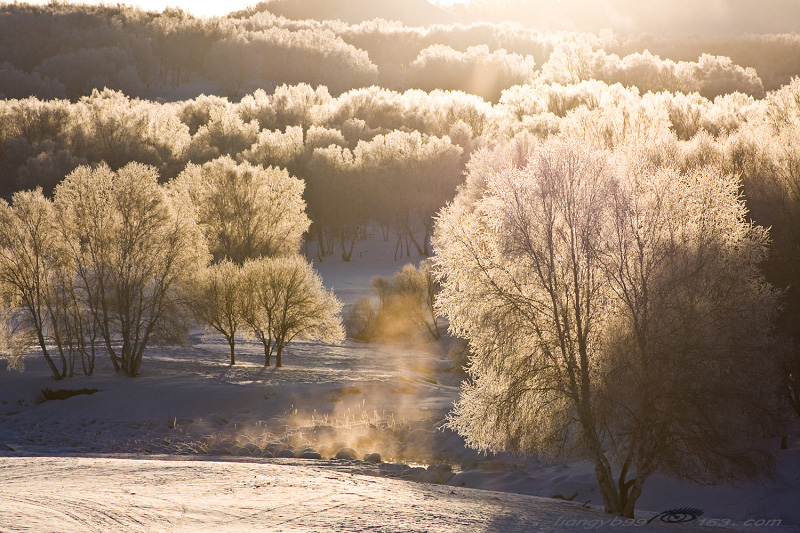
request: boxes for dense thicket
[0,85,478,258]
[2,76,800,281]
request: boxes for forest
[2,0,800,519]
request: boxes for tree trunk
[325,228,335,256]
[119,335,132,376]
[276,344,283,368]
[315,225,326,262]
[581,421,622,514]
[621,478,644,518]
[130,342,147,378]
[263,340,271,366]
[104,326,121,373]
[423,218,434,256]
[341,232,356,262]
[228,337,236,365]
[35,329,63,381]
[593,459,623,514]
[83,341,96,377]
[424,320,441,340]
[403,218,424,256]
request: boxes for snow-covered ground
[0,455,746,533]
[1,235,798,532]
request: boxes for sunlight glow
[6,0,471,18]
[2,0,257,17]
[429,0,471,6]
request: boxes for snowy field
[1,237,799,532]
[1,456,781,533]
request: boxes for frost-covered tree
[69,88,191,176]
[177,94,230,135]
[351,260,441,342]
[240,255,343,367]
[34,46,143,98]
[327,86,407,132]
[434,138,780,517]
[53,162,208,377]
[271,83,332,138]
[170,156,309,263]
[353,130,463,258]
[0,188,103,378]
[738,79,800,422]
[238,125,305,170]
[192,260,243,366]
[598,151,779,512]
[239,258,279,365]
[385,260,442,340]
[238,89,277,131]
[306,143,367,261]
[0,189,64,378]
[186,105,259,162]
[540,38,607,85]
[1,96,72,146]
[45,244,101,378]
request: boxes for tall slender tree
[191,260,243,366]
